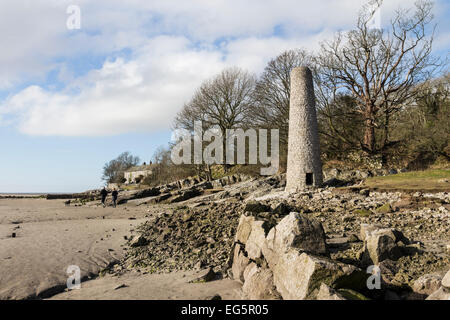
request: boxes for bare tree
[251,49,312,147]
[315,0,441,163]
[175,67,256,133]
[174,67,256,171]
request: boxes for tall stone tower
[285,67,323,192]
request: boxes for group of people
[100,188,119,208]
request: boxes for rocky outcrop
[231,212,367,300]
[242,264,281,300]
[117,188,160,204]
[270,250,365,300]
[264,212,328,264]
[110,172,449,301]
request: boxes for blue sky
[0,0,449,193]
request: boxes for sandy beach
[0,198,242,300]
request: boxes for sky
[0,0,449,193]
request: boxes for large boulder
[264,212,327,266]
[245,220,270,260]
[235,215,255,245]
[242,265,281,300]
[270,250,366,300]
[359,225,408,265]
[231,244,250,283]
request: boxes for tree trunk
[363,107,376,154]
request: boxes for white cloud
[0,0,448,136]
[2,36,227,136]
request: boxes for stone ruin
[286,66,323,192]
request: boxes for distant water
[0,193,46,198]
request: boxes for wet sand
[0,198,241,300]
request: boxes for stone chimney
[285,67,323,192]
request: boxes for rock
[316,283,346,300]
[244,202,271,214]
[194,260,206,270]
[392,198,412,211]
[377,259,398,288]
[270,250,366,300]
[117,187,160,205]
[360,224,384,241]
[360,228,404,265]
[205,294,222,300]
[129,235,148,247]
[442,269,450,289]
[231,244,250,283]
[359,189,370,196]
[242,266,281,300]
[325,168,341,179]
[359,224,409,265]
[168,189,201,203]
[413,273,443,295]
[348,234,359,243]
[245,220,269,260]
[235,215,255,245]
[376,203,393,214]
[426,287,450,300]
[243,263,259,283]
[190,268,216,283]
[324,178,345,187]
[272,202,291,215]
[264,212,328,267]
[195,181,213,190]
[354,170,371,179]
[353,208,372,217]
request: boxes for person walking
[112,188,119,208]
[100,187,108,208]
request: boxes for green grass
[363,169,450,191]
